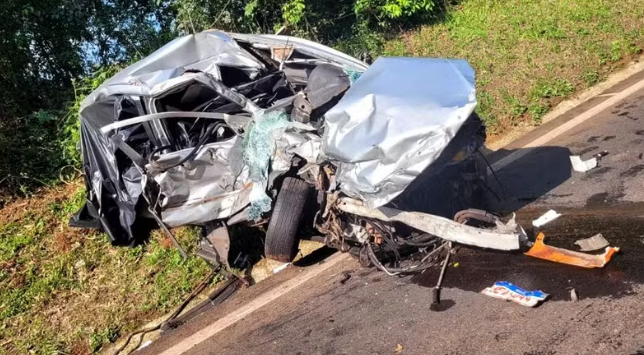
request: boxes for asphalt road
[140,71,644,355]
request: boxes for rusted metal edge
[525,232,619,268]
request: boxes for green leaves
[282,0,306,26]
[174,0,436,41]
[31,110,57,124]
[0,63,123,200]
[355,0,435,23]
[245,0,259,18]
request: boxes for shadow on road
[293,247,337,267]
[408,145,644,301]
[483,145,573,214]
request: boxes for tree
[0,0,175,199]
[0,0,175,118]
[172,0,436,44]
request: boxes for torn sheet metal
[323,57,477,208]
[336,198,522,251]
[532,209,562,228]
[570,155,598,172]
[481,281,548,307]
[81,31,265,110]
[73,32,272,243]
[525,233,619,268]
[575,233,610,252]
[196,224,231,266]
[146,136,251,227]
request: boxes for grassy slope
[0,183,213,354]
[384,0,644,136]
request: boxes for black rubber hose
[403,239,439,247]
[402,233,439,247]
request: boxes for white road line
[158,73,644,355]
[491,76,644,172]
[157,253,350,355]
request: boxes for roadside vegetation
[382,0,644,135]
[0,182,213,353]
[2,0,644,353]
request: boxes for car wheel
[265,177,309,262]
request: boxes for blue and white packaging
[481,281,548,307]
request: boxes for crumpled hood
[322,57,477,207]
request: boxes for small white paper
[137,340,153,350]
[532,209,561,228]
[570,155,597,172]
[273,262,291,274]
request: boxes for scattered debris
[481,281,548,307]
[574,233,610,252]
[394,344,404,354]
[532,210,562,228]
[593,150,609,160]
[197,224,231,267]
[570,155,598,172]
[273,262,291,274]
[137,340,153,350]
[570,288,579,302]
[525,233,619,268]
[339,271,352,284]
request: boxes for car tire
[265,177,309,262]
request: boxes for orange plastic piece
[524,233,619,268]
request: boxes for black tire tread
[265,177,309,262]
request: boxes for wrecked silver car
[70,31,525,271]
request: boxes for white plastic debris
[137,340,153,350]
[532,210,562,228]
[574,233,610,251]
[570,288,579,302]
[273,262,291,274]
[570,155,598,172]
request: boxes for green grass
[0,183,213,354]
[383,0,644,135]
